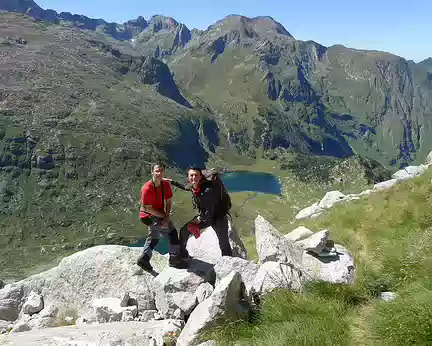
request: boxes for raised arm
[164,178,192,191]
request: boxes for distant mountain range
[1,0,432,278]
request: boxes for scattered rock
[0,284,24,321]
[294,161,431,221]
[75,317,87,326]
[154,312,163,320]
[254,215,303,266]
[379,292,398,302]
[318,191,346,209]
[154,267,205,318]
[15,37,27,45]
[176,272,249,346]
[121,310,134,322]
[252,262,303,296]
[213,257,259,300]
[392,165,429,181]
[284,226,314,242]
[255,217,356,286]
[297,230,329,255]
[301,244,355,284]
[198,341,217,346]
[403,165,429,177]
[173,308,185,320]
[195,283,214,304]
[139,310,158,322]
[295,202,323,220]
[38,305,59,319]
[10,320,31,334]
[1,320,185,346]
[35,155,55,170]
[0,319,12,334]
[22,292,44,316]
[374,179,398,191]
[426,151,432,165]
[358,189,372,196]
[93,297,138,323]
[120,292,130,308]
[392,169,413,181]
[0,280,4,289]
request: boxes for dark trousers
[179,214,233,257]
[140,216,181,259]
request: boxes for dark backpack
[202,168,232,215]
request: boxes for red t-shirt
[139,180,173,219]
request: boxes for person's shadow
[187,257,216,283]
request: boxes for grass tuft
[204,170,432,345]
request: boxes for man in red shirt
[137,163,188,272]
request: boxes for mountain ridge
[1,2,432,281]
[0,0,430,63]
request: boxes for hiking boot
[169,255,189,269]
[137,254,153,272]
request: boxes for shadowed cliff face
[167,16,432,167]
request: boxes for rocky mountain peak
[0,0,40,11]
[125,15,148,28]
[208,14,293,39]
[248,16,293,37]
[148,15,179,32]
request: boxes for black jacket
[171,179,224,227]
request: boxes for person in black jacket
[165,167,233,259]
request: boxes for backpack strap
[152,179,165,212]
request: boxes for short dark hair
[151,163,165,171]
[187,167,203,175]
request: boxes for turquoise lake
[221,171,282,195]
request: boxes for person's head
[151,163,165,182]
[187,167,203,188]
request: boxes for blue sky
[37,0,430,62]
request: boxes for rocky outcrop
[0,284,24,322]
[176,272,249,346]
[296,155,432,220]
[284,226,314,242]
[1,245,163,324]
[131,56,192,108]
[254,215,303,266]
[213,257,259,300]
[154,267,206,318]
[186,219,248,264]
[92,297,138,323]
[252,262,302,296]
[1,320,184,346]
[0,217,354,343]
[22,292,43,316]
[0,0,149,41]
[254,216,355,286]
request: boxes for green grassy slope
[204,169,432,345]
[0,12,213,281]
